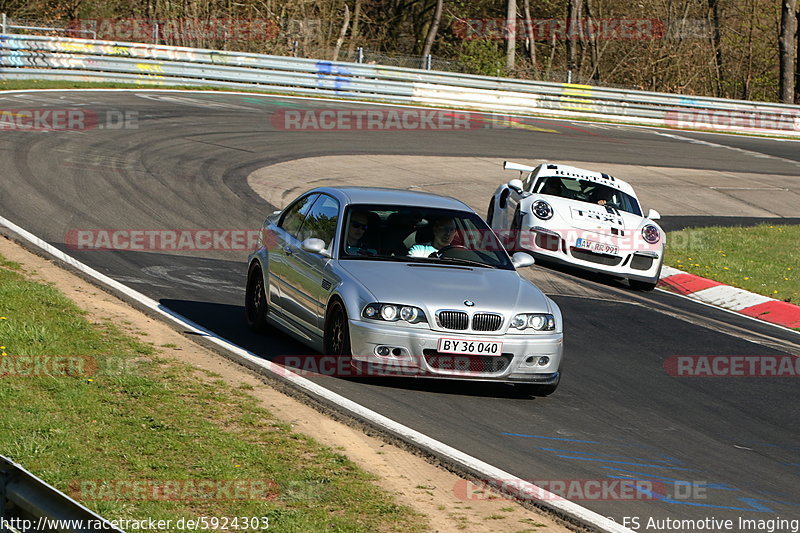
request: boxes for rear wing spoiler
[503,161,537,173]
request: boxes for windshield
[340,204,514,270]
[533,176,642,216]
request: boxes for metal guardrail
[1,455,125,533]
[0,33,798,136]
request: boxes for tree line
[2,0,798,103]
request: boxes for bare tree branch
[420,0,443,65]
[332,3,350,61]
[779,0,797,102]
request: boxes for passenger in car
[408,216,457,258]
[345,211,378,255]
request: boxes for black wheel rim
[329,308,345,355]
[248,272,265,322]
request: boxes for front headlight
[363,303,426,324]
[399,306,421,322]
[642,224,660,244]
[380,305,398,321]
[532,200,554,220]
[511,313,556,331]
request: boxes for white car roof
[534,163,637,197]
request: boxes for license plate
[437,337,502,356]
[576,238,619,255]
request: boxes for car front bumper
[348,319,563,384]
[521,227,663,283]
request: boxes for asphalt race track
[1,90,798,529]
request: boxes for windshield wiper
[434,257,497,269]
[342,255,499,269]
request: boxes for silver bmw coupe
[245,187,564,395]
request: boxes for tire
[324,300,352,357]
[486,199,495,226]
[629,279,657,291]
[245,263,269,333]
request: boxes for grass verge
[664,224,799,304]
[0,255,426,533]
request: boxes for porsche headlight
[363,303,426,324]
[642,224,660,244]
[532,200,553,220]
[511,313,555,331]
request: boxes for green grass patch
[0,256,426,532]
[665,224,799,303]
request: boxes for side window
[279,194,319,239]
[522,165,540,191]
[522,172,534,191]
[299,194,340,248]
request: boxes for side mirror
[511,252,535,269]
[301,238,331,258]
[647,208,661,221]
[507,179,524,194]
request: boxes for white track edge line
[0,213,633,533]
[654,287,800,336]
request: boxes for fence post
[1,13,7,34]
[425,54,432,70]
[357,47,364,63]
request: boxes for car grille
[423,350,513,374]
[569,247,623,266]
[630,254,654,271]
[472,313,503,331]
[437,311,468,330]
[436,311,503,332]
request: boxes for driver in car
[593,187,615,207]
[408,216,457,258]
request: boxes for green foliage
[0,255,426,533]
[665,224,800,303]
[455,40,506,77]
[1,0,792,102]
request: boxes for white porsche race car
[487,161,664,291]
